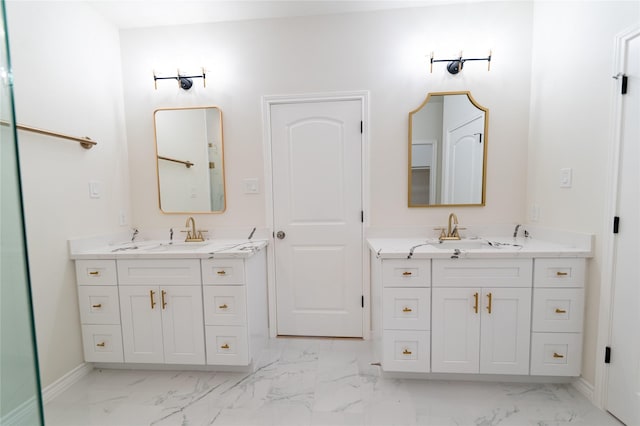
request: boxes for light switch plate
[243,178,260,194]
[89,181,101,198]
[560,168,572,188]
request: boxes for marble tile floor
[45,337,621,426]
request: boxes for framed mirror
[408,91,488,207]
[154,106,226,213]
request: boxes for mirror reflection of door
[408,92,488,207]
[154,106,226,213]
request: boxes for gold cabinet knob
[96,342,106,347]
[555,308,567,314]
[402,307,412,313]
[402,349,412,355]
[219,304,228,309]
[91,303,102,308]
[553,352,565,359]
[220,343,230,349]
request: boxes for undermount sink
[429,239,491,250]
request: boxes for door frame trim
[261,91,371,339]
[594,24,640,410]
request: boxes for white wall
[120,1,533,233]
[528,1,640,385]
[6,1,130,387]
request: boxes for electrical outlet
[119,210,128,226]
[243,178,260,194]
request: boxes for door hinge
[605,346,611,364]
[361,295,364,308]
[360,121,363,134]
[621,75,628,95]
[613,216,620,234]
[361,210,364,223]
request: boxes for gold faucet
[434,212,464,240]
[184,216,205,242]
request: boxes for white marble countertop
[69,238,268,260]
[367,236,592,259]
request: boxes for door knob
[276,231,286,240]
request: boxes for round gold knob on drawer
[402,307,412,313]
[402,348,412,355]
[220,343,230,349]
[553,352,565,358]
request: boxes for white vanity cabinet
[431,259,532,375]
[75,260,124,363]
[117,259,205,364]
[201,251,268,366]
[530,258,585,376]
[379,259,431,372]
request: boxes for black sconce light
[430,51,492,75]
[153,68,206,90]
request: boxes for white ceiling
[87,0,462,29]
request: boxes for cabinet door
[431,288,481,373]
[479,288,531,375]
[161,286,205,364]
[119,286,164,363]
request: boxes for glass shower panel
[0,0,44,424]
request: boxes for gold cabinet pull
[402,349,412,355]
[486,292,493,314]
[96,342,106,347]
[402,307,412,313]
[473,292,479,314]
[556,271,569,276]
[150,290,156,309]
[161,290,167,309]
[219,303,228,309]
[220,343,230,349]
[402,271,412,276]
[217,270,227,276]
[553,352,565,358]
[555,308,567,314]
[89,271,100,276]
[92,303,102,308]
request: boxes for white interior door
[271,99,363,337]
[443,115,484,204]
[606,29,640,426]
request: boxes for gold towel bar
[1,120,97,149]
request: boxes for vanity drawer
[75,260,117,286]
[205,325,249,365]
[201,259,245,285]
[382,259,431,287]
[530,332,582,376]
[432,259,532,287]
[532,288,584,333]
[382,330,430,373]
[81,324,124,363]
[383,288,430,330]
[533,258,585,288]
[77,286,120,325]
[117,259,201,285]
[203,286,247,326]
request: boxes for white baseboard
[572,376,595,402]
[43,362,93,404]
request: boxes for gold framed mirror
[154,106,226,213]
[408,91,488,207]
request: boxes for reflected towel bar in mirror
[158,155,194,168]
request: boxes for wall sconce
[153,68,206,90]
[430,51,492,74]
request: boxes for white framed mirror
[408,91,488,207]
[154,106,226,213]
